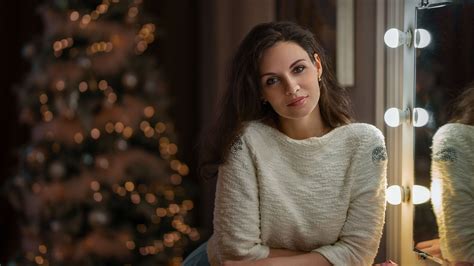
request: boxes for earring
[318,76,322,82]
[262,99,268,104]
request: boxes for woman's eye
[294,65,305,73]
[266,77,278,86]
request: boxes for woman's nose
[284,78,300,95]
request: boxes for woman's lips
[287,96,308,107]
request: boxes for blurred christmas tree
[4,0,200,265]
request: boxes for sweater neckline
[252,120,352,145]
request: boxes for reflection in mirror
[430,87,474,262]
[413,1,474,264]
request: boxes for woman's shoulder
[434,123,473,142]
[343,123,385,143]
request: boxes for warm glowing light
[125,181,135,192]
[136,40,147,53]
[178,164,189,176]
[386,185,403,205]
[105,42,113,52]
[155,122,166,133]
[145,193,157,204]
[81,15,92,25]
[164,190,175,201]
[170,174,182,185]
[79,81,88,92]
[170,160,181,170]
[114,122,124,133]
[43,111,53,122]
[97,4,109,14]
[105,122,114,133]
[128,7,139,18]
[56,80,65,91]
[144,127,155,138]
[144,106,155,118]
[413,185,430,204]
[90,180,100,191]
[70,11,80,21]
[38,244,47,254]
[126,240,136,250]
[140,121,150,131]
[413,107,429,127]
[168,143,178,155]
[156,208,167,217]
[53,41,62,51]
[183,200,194,210]
[39,94,48,104]
[91,128,101,139]
[98,80,108,90]
[123,126,133,138]
[131,193,141,204]
[139,246,149,255]
[169,203,180,214]
[93,192,103,202]
[35,256,44,264]
[74,132,84,144]
[107,92,117,103]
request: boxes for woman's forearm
[224,250,331,266]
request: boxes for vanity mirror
[413,0,474,263]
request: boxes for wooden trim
[336,0,354,87]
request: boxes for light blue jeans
[182,241,210,266]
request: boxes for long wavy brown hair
[449,85,474,125]
[199,21,353,180]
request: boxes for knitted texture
[431,123,474,262]
[207,121,387,266]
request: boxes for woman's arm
[210,135,269,265]
[224,251,331,266]
[311,126,387,265]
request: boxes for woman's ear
[313,53,323,78]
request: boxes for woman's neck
[278,108,329,140]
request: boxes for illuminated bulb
[384,28,412,48]
[413,185,430,204]
[414,29,431,48]
[384,108,402,127]
[386,185,403,205]
[413,107,429,127]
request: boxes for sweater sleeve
[210,134,270,264]
[313,126,387,266]
[431,127,474,262]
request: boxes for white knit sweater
[207,121,387,266]
[430,123,474,262]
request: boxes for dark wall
[0,1,42,262]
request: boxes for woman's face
[259,41,323,122]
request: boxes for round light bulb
[384,28,401,48]
[413,185,431,204]
[413,107,429,127]
[414,29,431,48]
[386,185,403,205]
[384,108,401,127]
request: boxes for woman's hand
[223,259,272,266]
[415,238,442,258]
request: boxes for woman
[185,21,387,266]
[417,86,474,265]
